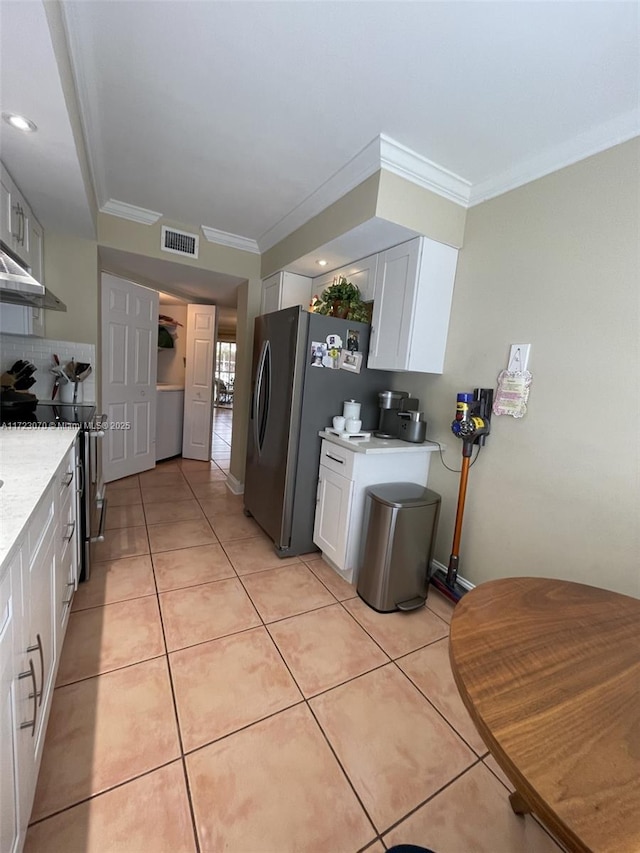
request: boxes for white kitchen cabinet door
[0,169,15,253]
[0,165,31,265]
[24,531,56,762]
[368,236,458,373]
[261,273,282,315]
[101,273,158,482]
[0,553,20,853]
[261,271,311,314]
[368,239,420,371]
[182,304,216,460]
[313,465,354,569]
[312,253,378,303]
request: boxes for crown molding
[258,134,472,252]
[378,133,472,206]
[60,1,109,215]
[470,110,640,206]
[201,225,260,254]
[100,199,163,224]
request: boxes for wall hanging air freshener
[493,369,532,418]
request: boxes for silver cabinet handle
[18,659,37,736]
[26,633,44,707]
[64,520,76,543]
[62,471,74,487]
[11,202,21,241]
[63,581,75,606]
[325,453,345,465]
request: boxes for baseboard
[430,559,475,592]
[225,473,244,495]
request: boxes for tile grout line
[148,514,202,853]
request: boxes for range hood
[0,244,67,312]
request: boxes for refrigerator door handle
[254,339,270,456]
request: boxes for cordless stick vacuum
[431,388,493,604]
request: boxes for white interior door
[101,274,158,482]
[182,304,216,460]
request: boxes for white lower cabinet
[314,465,354,569]
[0,550,20,853]
[1,437,79,852]
[313,437,436,583]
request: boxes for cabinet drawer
[319,440,355,479]
[57,447,76,495]
[58,492,77,561]
[27,490,55,566]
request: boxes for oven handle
[91,495,108,543]
[76,455,85,499]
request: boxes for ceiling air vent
[161,226,199,259]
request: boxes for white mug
[345,418,362,434]
[332,415,346,431]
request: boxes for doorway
[214,341,236,408]
[211,407,233,472]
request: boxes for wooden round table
[449,577,640,853]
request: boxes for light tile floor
[25,410,567,852]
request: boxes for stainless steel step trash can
[358,483,441,613]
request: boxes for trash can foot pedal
[396,596,426,611]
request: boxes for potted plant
[314,276,370,323]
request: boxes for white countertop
[0,427,79,569]
[319,430,439,455]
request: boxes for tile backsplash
[1,336,96,403]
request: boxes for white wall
[395,139,639,598]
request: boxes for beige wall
[394,139,639,597]
[261,173,381,277]
[98,213,261,279]
[376,170,466,248]
[44,232,99,346]
[229,278,262,485]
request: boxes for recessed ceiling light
[2,112,38,133]
[316,259,328,267]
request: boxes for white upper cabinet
[368,236,458,373]
[312,253,378,303]
[261,271,312,315]
[0,163,44,276]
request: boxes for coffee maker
[375,390,420,438]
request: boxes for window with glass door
[215,341,236,405]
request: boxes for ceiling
[1,1,638,299]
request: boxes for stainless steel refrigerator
[244,306,391,557]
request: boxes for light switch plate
[508,344,531,373]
